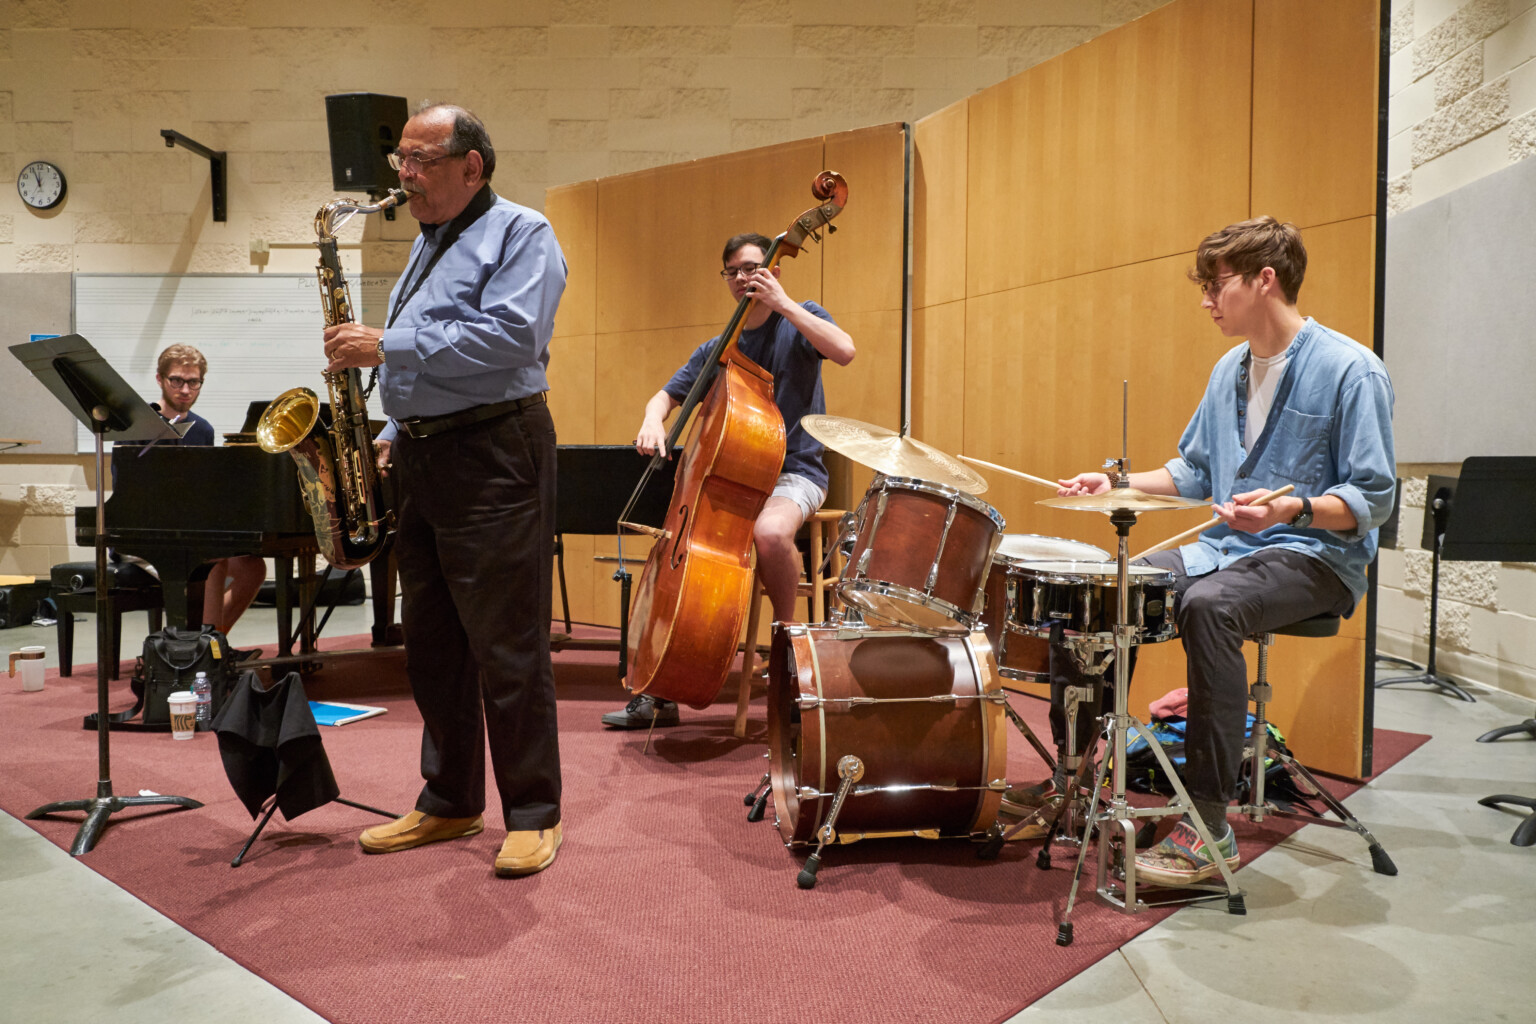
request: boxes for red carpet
[1,631,1427,1024]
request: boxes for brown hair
[157,344,207,378]
[722,232,773,264]
[1190,215,1307,304]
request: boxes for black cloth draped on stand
[212,670,339,820]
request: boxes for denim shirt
[377,189,567,441]
[1164,318,1396,604]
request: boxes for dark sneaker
[1135,818,1239,886]
[600,694,681,729]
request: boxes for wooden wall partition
[545,124,908,634]
[912,0,1382,776]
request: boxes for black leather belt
[400,392,547,439]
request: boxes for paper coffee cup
[167,691,198,740]
[8,646,45,693]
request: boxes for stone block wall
[1389,0,1536,212]
[1382,0,1536,702]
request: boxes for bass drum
[767,624,1007,847]
[980,534,1111,682]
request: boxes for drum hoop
[992,534,1111,566]
[1011,562,1176,586]
[873,474,1007,530]
[834,578,977,634]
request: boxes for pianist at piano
[111,343,266,639]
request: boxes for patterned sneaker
[1134,818,1239,886]
[1000,777,1063,818]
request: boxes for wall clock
[17,160,67,210]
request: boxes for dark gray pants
[1052,546,1352,829]
[393,403,561,831]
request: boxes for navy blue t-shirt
[663,300,834,490]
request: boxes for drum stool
[735,508,847,738]
[1236,612,1397,875]
[50,560,163,680]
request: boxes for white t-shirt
[1245,350,1288,451]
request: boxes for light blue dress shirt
[1165,318,1396,605]
[377,189,566,441]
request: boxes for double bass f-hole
[669,506,690,570]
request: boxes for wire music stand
[1375,475,1475,701]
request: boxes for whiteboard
[73,273,397,453]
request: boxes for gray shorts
[771,472,827,521]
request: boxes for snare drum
[980,535,1111,681]
[835,476,1005,635]
[768,624,1007,846]
[1008,560,1177,644]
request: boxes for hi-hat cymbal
[801,415,988,494]
[1037,488,1209,513]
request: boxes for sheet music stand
[1375,474,1475,701]
[8,335,203,855]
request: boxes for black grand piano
[76,445,320,657]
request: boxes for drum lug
[925,502,959,593]
[988,779,1008,791]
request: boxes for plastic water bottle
[192,671,212,730]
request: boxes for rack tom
[980,535,1111,682]
[767,624,1007,847]
[1008,560,1177,645]
[834,476,1005,635]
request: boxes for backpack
[83,625,240,732]
[1121,713,1298,804]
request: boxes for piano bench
[49,561,164,680]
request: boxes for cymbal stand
[1054,502,1246,947]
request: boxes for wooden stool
[50,561,164,679]
[733,508,846,738]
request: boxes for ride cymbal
[1036,488,1209,513]
[801,415,988,494]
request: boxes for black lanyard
[387,184,496,329]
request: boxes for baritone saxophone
[256,188,409,569]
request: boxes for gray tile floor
[4,604,1534,1023]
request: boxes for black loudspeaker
[324,92,408,193]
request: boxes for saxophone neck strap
[386,184,496,329]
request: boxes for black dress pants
[392,403,561,832]
[1051,546,1353,829]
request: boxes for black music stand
[551,445,676,676]
[8,335,203,855]
[1375,475,1475,701]
[1433,457,1536,847]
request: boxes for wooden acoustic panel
[1292,215,1378,349]
[594,138,828,336]
[1252,0,1380,229]
[545,333,596,446]
[822,123,907,316]
[910,299,968,460]
[965,0,1252,297]
[913,100,968,310]
[545,180,597,339]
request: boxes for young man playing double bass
[602,233,856,728]
[1012,216,1395,884]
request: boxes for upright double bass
[621,172,850,708]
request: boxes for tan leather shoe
[494,821,562,877]
[358,810,484,854]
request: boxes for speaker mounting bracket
[160,129,227,222]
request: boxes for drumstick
[958,454,1059,491]
[1132,485,1296,560]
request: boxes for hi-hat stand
[9,335,202,855]
[1053,498,1244,945]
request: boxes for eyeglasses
[164,375,203,390]
[1200,272,1243,298]
[387,148,461,172]
[720,262,762,279]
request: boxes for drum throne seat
[1237,612,1397,876]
